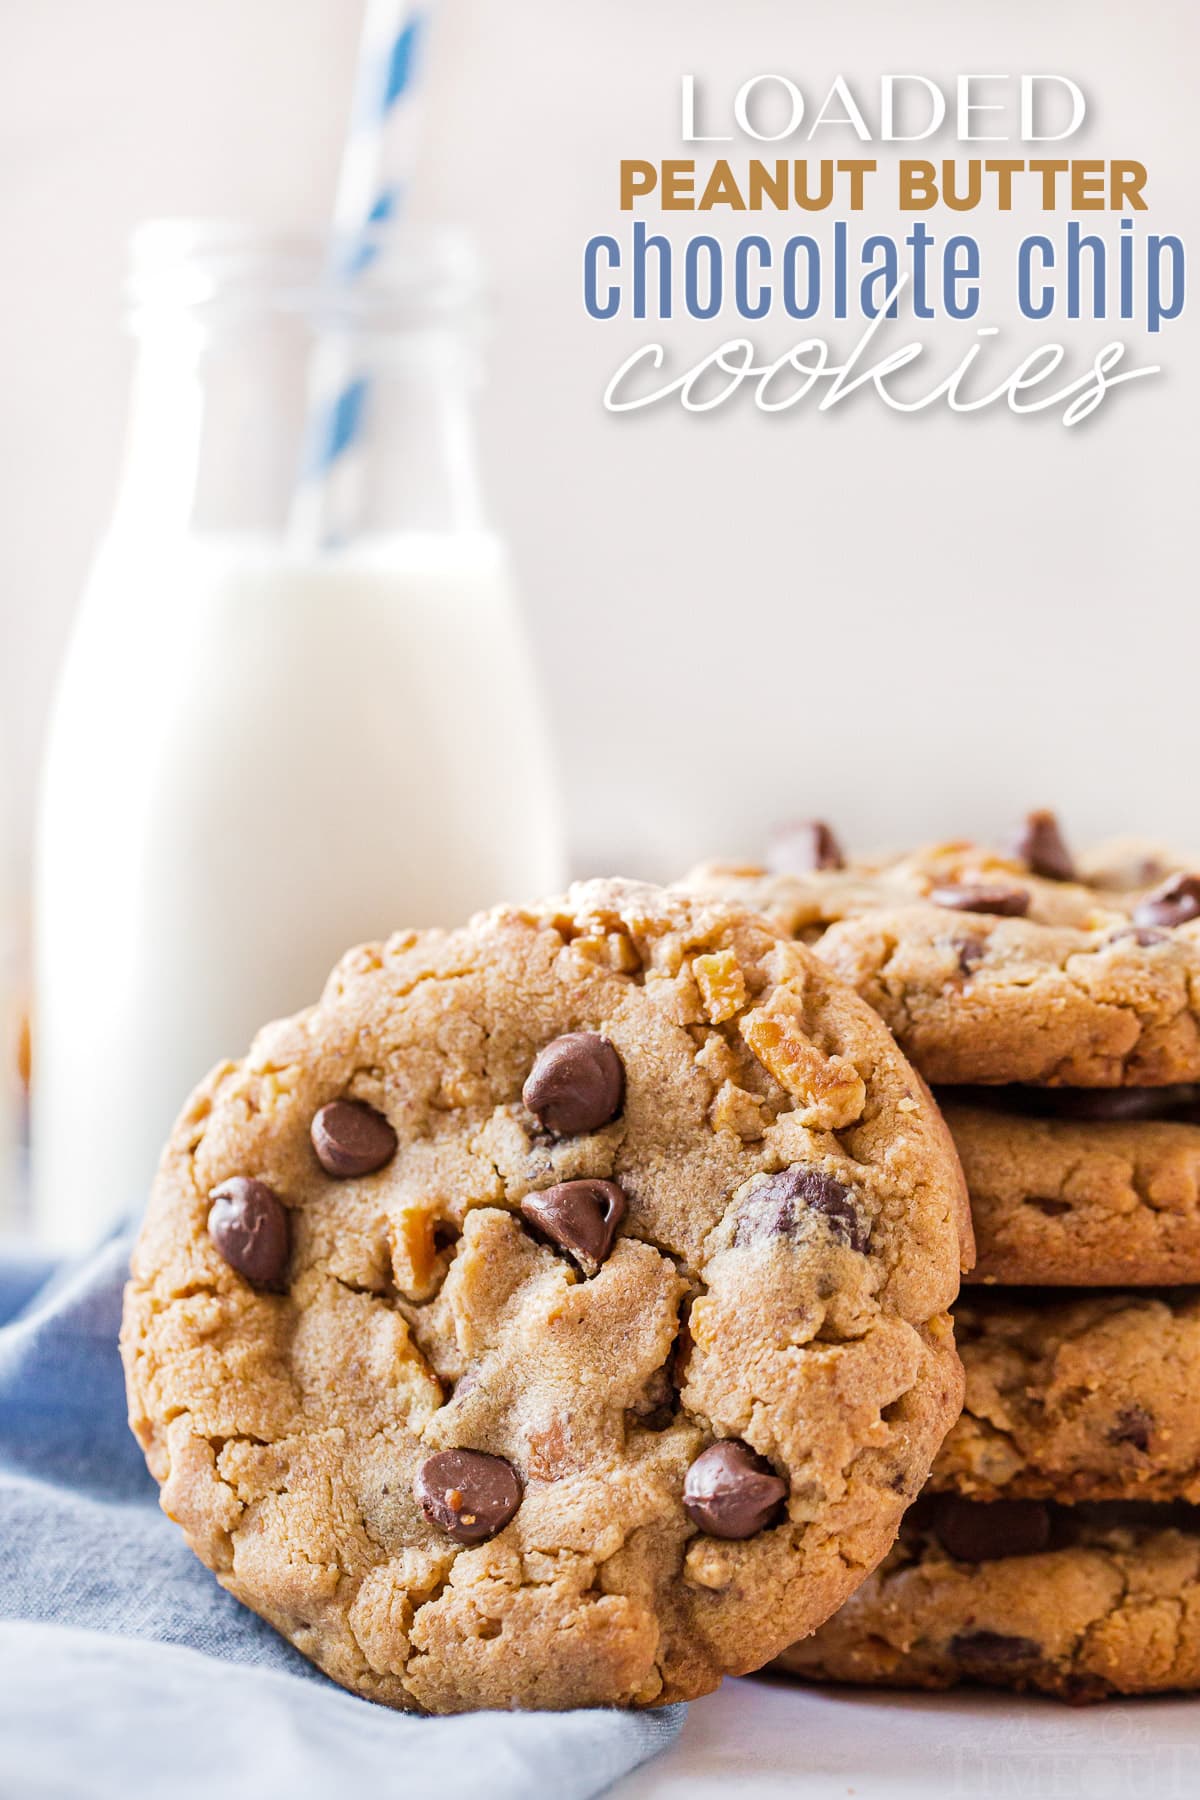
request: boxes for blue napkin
[0,1234,683,1798]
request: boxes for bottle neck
[113,291,489,547]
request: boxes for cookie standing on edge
[121,880,971,1715]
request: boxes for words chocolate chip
[929,883,1030,918]
[766,818,845,876]
[522,1033,624,1137]
[519,1178,627,1276]
[735,1165,869,1253]
[1133,873,1200,931]
[683,1441,787,1539]
[1010,809,1075,882]
[311,1100,398,1178]
[208,1178,290,1289]
[950,1630,1042,1669]
[415,1449,522,1545]
[932,1496,1051,1563]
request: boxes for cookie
[1079,836,1191,896]
[817,905,1200,1087]
[946,1099,1200,1285]
[685,814,1200,1086]
[933,1289,1200,1504]
[121,879,969,1715]
[684,859,909,947]
[774,1497,1200,1700]
[688,811,1127,941]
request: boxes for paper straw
[287,0,433,547]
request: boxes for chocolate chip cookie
[121,880,970,1714]
[934,1289,1200,1504]
[946,1098,1200,1285]
[774,1497,1200,1699]
[686,814,1200,1086]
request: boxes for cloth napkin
[0,1232,683,1799]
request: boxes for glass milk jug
[34,223,564,1248]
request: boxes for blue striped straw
[288,0,433,546]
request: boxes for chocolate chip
[1027,1196,1072,1217]
[1023,1084,1200,1124]
[950,1630,1042,1669]
[766,818,845,875]
[932,1496,1051,1563]
[626,1365,676,1432]
[953,936,986,975]
[734,1165,869,1253]
[945,1083,1200,1124]
[414,1449,522,1544]
[522,1033,625,1137]
[1059,1672,1112,1703]
[519,1178,627,1276]
[1133,873,1200,930]
[207,1178,290,1289]
[683,1441,787,1539]
[1072,1084,1200,1123]
[1054,1088,1171,1122]
[928,883,1030,918]
[668,1317,694,1387]
[1010,809,1075,882]
[311,1100,398,1178]
[1108,926,1168,948]
[1108,1406,1153,1453]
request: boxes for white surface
[33,530,563,1247]
[613,1675,1200,1798]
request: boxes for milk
[33,529,564,1247]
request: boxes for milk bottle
[33,224,564,1247]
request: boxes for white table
[612,1673,1200,1798]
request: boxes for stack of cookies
[688,814,1200,1700]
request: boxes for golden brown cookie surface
[774,1498,1200,1700]
[121,880,968,1714]
[947,1099,1200,1285]
[935,1289,1200,1504]
[685,819,1200,1087]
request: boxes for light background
[0,0,1196,886]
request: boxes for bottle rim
[126,219,482,330]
